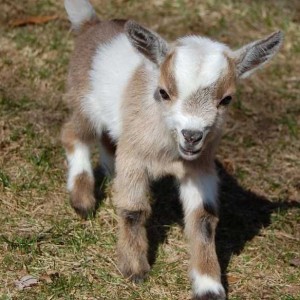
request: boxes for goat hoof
[72,203,95,219]
[130,273,148,284]
[70,195,96,219]
[193,291,226,300]
[120,263,150,284]
[121,269,149,284]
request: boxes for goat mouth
[179,145,201,159]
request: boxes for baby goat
[62,0,283,299]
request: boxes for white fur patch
[84,34,142,140]
[180,174,218,216]
[164,36,227,139]
[175,36,229,99]
[64,0,96,28]
[164,99,215,147]
[191,270,225,296]
[67,142,93,191]
[165,99,206,131]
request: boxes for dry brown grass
[0,1,299,299]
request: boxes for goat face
[155,37,235,160]
[125,21,283,161]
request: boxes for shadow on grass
[93,166,110,213]
[144,160,300,294]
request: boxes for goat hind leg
[61,121,96,218]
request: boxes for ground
[0,0,299,299]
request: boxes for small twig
[2,0,26,13]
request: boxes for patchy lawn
[0,0,299,299]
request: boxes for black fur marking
[121,210,142,226]
[112,19,127,27]
[200,216,213,242]
[203,201,218,217]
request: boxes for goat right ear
[125,20,169,65]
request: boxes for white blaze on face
[167,36,229,136]
[175,36,229,98]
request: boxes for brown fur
[61,117,96,219]
[117,209,150,282]
[113,154,151,279]
[185,208,221,280]
[215,55,237,101]
[159,52,178,98]
[61,113,96,148]
[71,171,95,218]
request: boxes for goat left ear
[233,31,283,79]
[125,20,169,65]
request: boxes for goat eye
[159,89,170,100]
[219,95,232,106]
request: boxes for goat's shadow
[144,160,300,293]
[93,161,299,293]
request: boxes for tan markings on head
[159,52,178,99]
[215,54,237,100]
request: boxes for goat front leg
[113,155,151,283]
[180,172,225,300]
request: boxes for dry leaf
[39,274,53,284]
[223,159,236,174]
[15,275,38,290]
[10,15,58,27]
[284,285,300,296]
[40,271,59,283]
[290,258,300,267]
[227,274,240,284]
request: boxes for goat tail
[64,0,99,30]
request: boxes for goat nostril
[181,130,203,143]
[193,131,203,142]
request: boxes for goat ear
[233,31,283,79]
[125,20,169,65]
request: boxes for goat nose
[181,129,203,144]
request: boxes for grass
[0,0,300,299]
